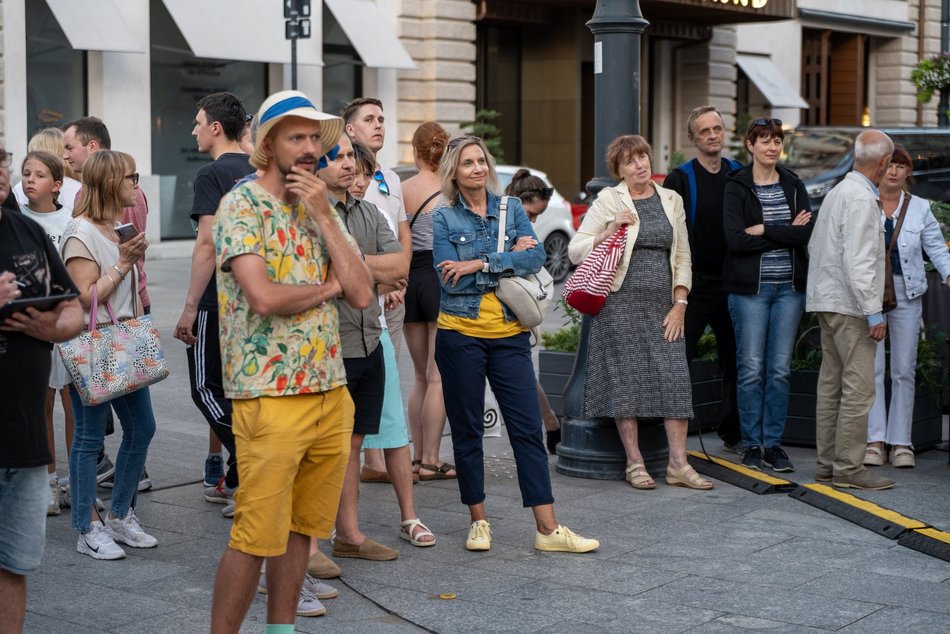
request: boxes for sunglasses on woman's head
[373,170,390,196]
[752,118,782,128]
[447,135,481,150]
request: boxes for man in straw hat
[209,90,373,632]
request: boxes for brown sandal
[665,464,713,490]
[418,462,456,480]
[625,462,655,490]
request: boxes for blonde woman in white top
[61,150,156,560]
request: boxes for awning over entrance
[736,54,808,109]
[161,0,322,65]
[45,0,145,53]
[479,0,796,26]
[324,0,416,70]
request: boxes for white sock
[48,472,58,483]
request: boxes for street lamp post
[555,0,663,480]
[284,0,312,91]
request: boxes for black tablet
[0,293,79,321]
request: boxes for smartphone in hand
[115,223,138,243]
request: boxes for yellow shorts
[229,386,354,557]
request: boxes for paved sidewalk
[26,258,950,632]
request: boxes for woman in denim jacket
[432,135,598,555]
[865,145,950,469]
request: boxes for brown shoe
[332,537,399,561]
[815,471,832,483]
[360,466,391,484]
[307,549,341,579]
[832,470,895,491]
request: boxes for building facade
[1,1,945,239]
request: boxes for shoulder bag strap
[887,193,911,256]
[497,196,509,253]
[409,190,441,230]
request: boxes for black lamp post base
[556,417,670,480]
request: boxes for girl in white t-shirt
[19,151,75,517]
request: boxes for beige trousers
[815,312,878,476]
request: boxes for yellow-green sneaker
[465,520,491,551]
[535,525,599,553]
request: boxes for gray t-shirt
[332,195,401,358]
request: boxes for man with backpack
[663,105,742,453]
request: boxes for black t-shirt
[190,153,255,311]
[664,159,732,276]
[0,209,78,468]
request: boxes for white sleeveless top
[61,218,138,324]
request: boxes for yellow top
[437,292,527,339]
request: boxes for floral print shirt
[214,180,352,399]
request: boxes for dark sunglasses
[447,135,481,150]
[373,170,390,196]
[125,172,140,185]
[752,118,782,128]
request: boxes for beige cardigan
[568,181,692,298]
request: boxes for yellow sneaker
[465,520,491,551]
[535,525,599,553]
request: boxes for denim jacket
[888,192,950,299]
[432,191,545,320]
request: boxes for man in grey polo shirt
[317,133,435,561]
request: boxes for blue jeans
[435,329,554,508]
[728,283,804,449]
[69,386,156,533]
[0,466,48,574]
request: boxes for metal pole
[940,0,949,127]
[556,0,658,480]
[291,36,298,91]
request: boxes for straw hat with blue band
[251,90,344,170]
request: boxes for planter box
[539,351,723,432]
[783,369,943,450]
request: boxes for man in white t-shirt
[341,98,413,480]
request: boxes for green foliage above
[911,54,950,104]
[540,300,581,353]
[461,110,505,163]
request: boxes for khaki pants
[815,312,877,476]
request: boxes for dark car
[782,127,950,209]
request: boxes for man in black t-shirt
[0,147,84,630]
[663,105,741,452]
[173,93,255,513]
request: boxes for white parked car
[393,164,576,282]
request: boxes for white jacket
[887,192,950,299]
[806,172,885,318]
[568,181,691,299]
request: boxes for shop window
[149,1,267,240]
[26,1,86,137]
[323,4,362,115]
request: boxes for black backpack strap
[409,191,441,230]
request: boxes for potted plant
[911,54,950,119]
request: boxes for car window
[781,130,854,180]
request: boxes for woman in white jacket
[865,145,950,469]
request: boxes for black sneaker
[763,446,795,473]
[741,446,763,470]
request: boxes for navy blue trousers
[435,329,554,508]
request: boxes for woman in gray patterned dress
[568,135,712,491]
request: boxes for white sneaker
[104,510,158,548]
[48,475,61,516]
[60,480,71,508]
[221,501,235,518]
[77,522,126,560]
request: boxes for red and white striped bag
[562,224,627,316]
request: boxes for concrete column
[1,0,27,164]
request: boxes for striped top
[754,182,793,283]
[410,207,436,251]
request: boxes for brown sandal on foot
[665,464,713,490]
[625,462,655,490]
[418,462,457,480]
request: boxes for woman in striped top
[722,118,813,473]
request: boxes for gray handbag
[493,196,554,328]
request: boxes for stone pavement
[25,256,950,633]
